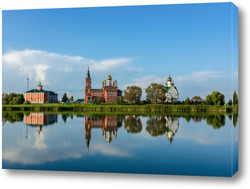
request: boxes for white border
[1,0,249,188]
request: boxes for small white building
[165,75,179,102]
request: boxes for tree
[23,100,31,105]
[62,93,67,102]
[97,98,101,105]
[228,99,232,106]
[13,97,24,105]
[116,98,120,105]
[233,91,238,105]
[6,93,24,104]
[145,83,166,103]
[206,91,225,106]
[124,85,142,104]
[184,97,190,105]
[70,96,74,101]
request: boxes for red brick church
[84,67,123,103]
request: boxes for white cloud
[121,70,228,100]
[175,70,225,82]
[2,49,139,99]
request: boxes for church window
[87,81,89,86]
[114,92,116,96]
[111,92,113,96]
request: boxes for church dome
[167,75,172,81]
[107,74,112,80]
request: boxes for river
[2,111,238,176]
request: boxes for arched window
[87,81,89,86]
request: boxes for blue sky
[2,3,238,101]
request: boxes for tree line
[123,84,238,106]
[2,93,25,105]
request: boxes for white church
[165,75,179,102]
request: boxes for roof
[76,99,85,102]
[166,86,178,93]
[47,91,57,95]
[25,89,57,95]
[166,86,171,92]
[92,89,103,91]
[86,67,91,78]
[107,89,117,92]
[103,86,117,89]
[25,89,46,93]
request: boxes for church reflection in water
[24,113,58,136]
[84,115,123,152]
[165,116,179,144]
[23,112,179,148]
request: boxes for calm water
[2,111,238,177]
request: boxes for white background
[0,0,249,188]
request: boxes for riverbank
[2,104,238,113]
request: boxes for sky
[2,2,238,101]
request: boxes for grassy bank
[2,104,238,113]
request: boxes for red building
[25,82,58,104]
[84,67,123,103]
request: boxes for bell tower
[85,67,92,102]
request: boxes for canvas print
[2,3,238,177]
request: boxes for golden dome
[167,75,172,81]
[107,74,112,80]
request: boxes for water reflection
[124,115,142,134]
[2,112,238,147]
[84,114,123,152]
[206,114,225,129]
[165,116,179,143]
[24,113,58,134]
[2,111,24,124]
[2,111,238,176]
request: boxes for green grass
[2,103,238,113]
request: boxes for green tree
[12,97,23,105]
[97,98,101,105]
[228,99,232,106]
[23,100,31,104]
[184,97,190,105]
[6,93,24,104]
[116,98,120,105]
[92,99,97,105]
[206,91,225,105]
[233,91,238,105]
[124,85,142,104]
[70,96,74,101]
[62,93,67,102]
[145,83,166,103]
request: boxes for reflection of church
[165,116,179,144]
[24,113,58,135]
[84,115,122,152]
